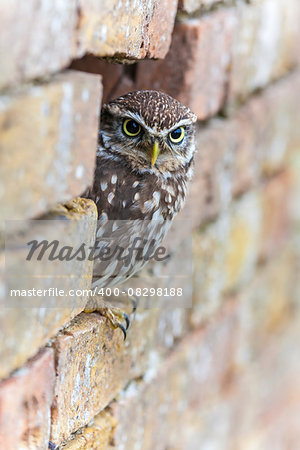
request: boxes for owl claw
[84,300,130,340]
[117,322,127,340]
[123,312,130,330]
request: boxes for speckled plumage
[84,90,197,288]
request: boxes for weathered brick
[110,302,239,450]
[76,0,178,60]
[50,307,190,444]
[228,0,300,108]
[0,348,55,450]
[191,168,295,327]
[0,1,178,89]
[191,191,261,326]
[134,9,237,119]
[110,245,300,448]
[58,410,116,450]
[50,236,192,443]
[259,171,292,261]
[0,198,97,379]
[234,72,300,184]
[0,71,101,221]
[186,121,233,225]
[235,243,300,369]
[174,71,300,246]
[0,1,77,90]
[50,313,126,444]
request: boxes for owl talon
[84,299,130,340]
[117,322,127,340]
[123,312,130,330]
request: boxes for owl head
[99,90,197,174]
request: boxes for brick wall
[1,1,300,448]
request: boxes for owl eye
[169,127,185,143]
[123,119,141,137]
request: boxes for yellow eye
[123,119,141,137]
[169,126,185,143]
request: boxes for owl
[83,90,197,337]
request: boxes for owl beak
[151,141,160,166]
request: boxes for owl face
[99,90,197,174]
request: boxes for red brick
[134,9,237,119]
[184,121,233,228]
[235,244,300,369]
[259,171,292,261]
[228,0,300,108]
[173,71,300,246]
[110,245,300,448]
[110,302,239,450]
[190,169,295,327]
[50,236,192,443]
[0,348,55,450]
[0,71,101,221]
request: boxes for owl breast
[84,152,191,288]
[90,153,189,220]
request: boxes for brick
[58,410,116,450]
[50,313,126,444]
[51,306,190,444]
[110,302,239,450]
[76,0,178,60]
[232,323,300,449]
[179,0,231,14]
[0,1,178,89]
[110,245,300,448]
[185,121,233,227]
[173,71,300,246]
[235,243,300,369]
[259,171,292,261]
[191,190,262,326]
[235,72,300,182]
[0,198,97,379]
[228,0,300,108]
[290,154,300,225]
[0,348,55,450]
[134,9,237,119]
[0,1,77,90]
[191,167,297,328]
[0,71,101,221]
[225,72,300,197]
[50,236,192,443]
